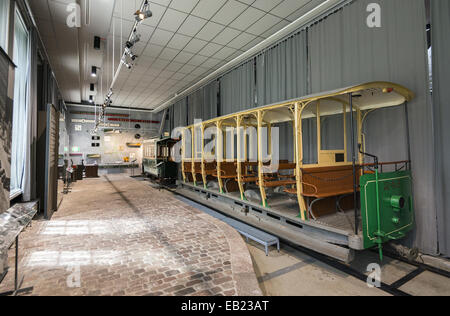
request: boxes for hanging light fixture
[91,66,98,77]
[125,47,138,61]
[126,32,141,49]
[134,1,152,22]
[121,57,132,69]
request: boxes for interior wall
[0,49,12,213]
[431,0,450,257]
[66,106,161,166]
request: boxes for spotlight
[125,47,138,61]
[135,1,152,22]
[91,66,98,77]
[89,95,94,103]
[126,33,141,49]
[122,58,132,69]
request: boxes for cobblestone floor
[0,175,261,296]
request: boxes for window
[10,7,30,198]
[0,0,9,51]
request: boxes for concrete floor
[247,241,450,296]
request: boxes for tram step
[222,217,280,256]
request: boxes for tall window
[10,7,29,197]
[0,0,9,51]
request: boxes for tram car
[142,137,178,185]
[177,82,415,262]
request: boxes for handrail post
[349,93,359,235]
[201,124,207,189]
[236,116,246,200]
[216,122,224,193]
[257,111,268,207]
[295,102,307,220]
[181,128,187,183]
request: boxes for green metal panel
[360,170,415,250]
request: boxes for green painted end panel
[360,171,415,249]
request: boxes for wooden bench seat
[301,187,358,199]
[300,165,360,199]
[193,162,202,173]
[296,165,361,219]
[261,179,296,188]
[213,162,239,192]
[203,162,217,176]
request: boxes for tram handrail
[360,160,411,167]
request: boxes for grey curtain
[186,81,218,124]
[188,88,203,125]
[302,118,317,165]
[172,98,187,129]
[202,80,218,121]
[432,0,450,257]
[220,59,255,115]
[256,31,308,106]
[308,0,436,254]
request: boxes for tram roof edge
[186,81,415,127]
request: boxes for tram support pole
[349,93,359,235]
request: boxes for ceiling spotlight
[135,1,152,22]
[91,66,98,77]
[122,58,132,69]
[125,47,138,61]
[126,33,141,49]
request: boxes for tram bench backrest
[183,161,192,173]
[301,165,360,198]
[220,162,238,178]
[204,162,216,171]
[193,162,202,172]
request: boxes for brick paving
[0,175,261,296]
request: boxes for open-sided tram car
[142,138,178,185]
[177,82,415,262]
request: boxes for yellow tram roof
[189,81,414,128]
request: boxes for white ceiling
[29,0,326,110]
